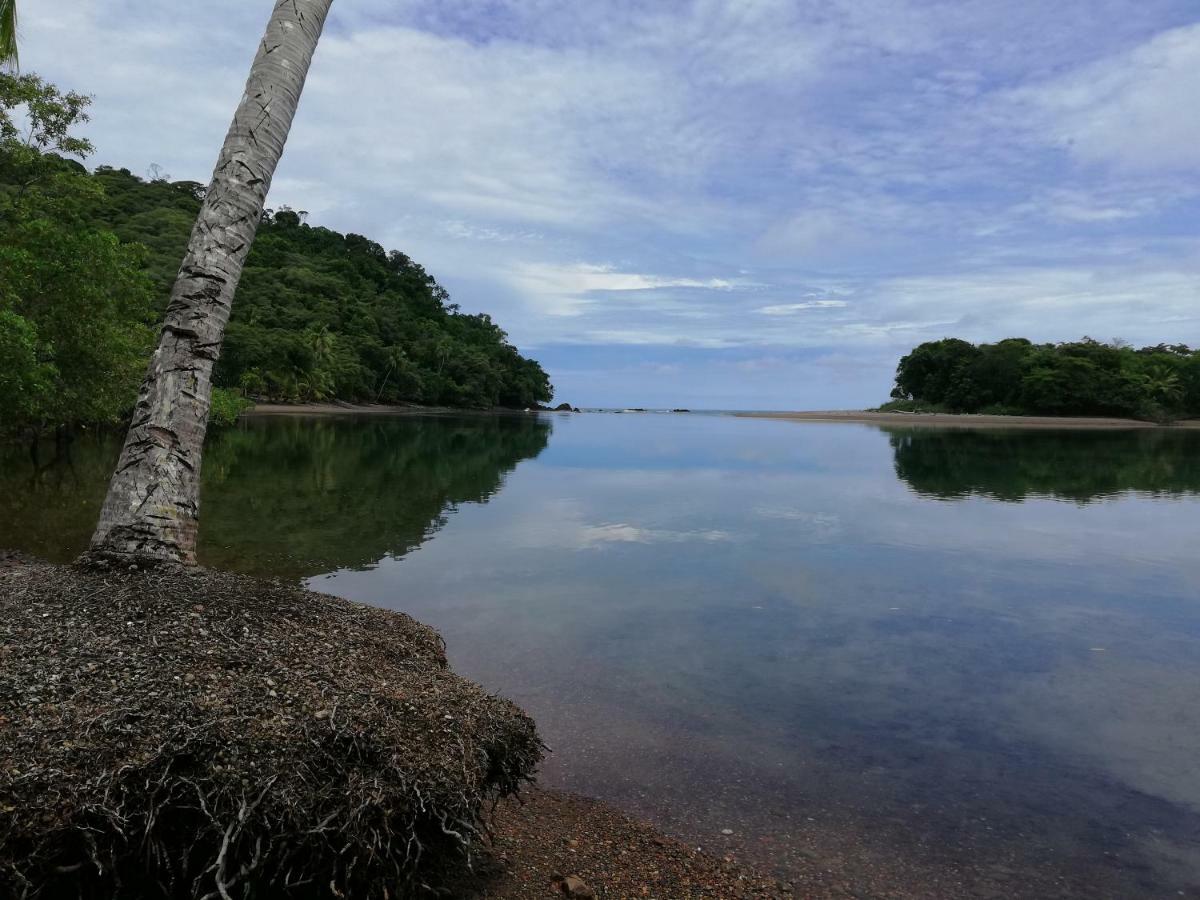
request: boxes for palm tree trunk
[87,0,333,567]
[0,0,17,68]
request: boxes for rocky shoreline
[0,554,792,898]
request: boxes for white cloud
[572,331,741,349]
[1009,23,1200,171]
[872,265,1200,346]
[18,1,1200,406]
[758,300,850,315]
[507,262,743,316]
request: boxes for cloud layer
[22,0,1200,407]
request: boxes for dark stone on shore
[555,873,595,897]
[0,560,541,898]
[553,403,578,412]
[672,408,691,413]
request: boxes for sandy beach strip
[736,410,1200,429]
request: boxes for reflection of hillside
[198,415,551,577]
[886,427,1200,503]
[0,415,550,574]
[0,437,123,562]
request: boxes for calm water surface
[4,413,1200,897]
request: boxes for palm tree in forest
[1142,364,1183,407]
[1,0,17,68]
[88,0,334,566]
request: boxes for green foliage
[0,415,552,576]
[0,308,50,422]
[1,0,16,69]
[208,387,252,428]
[0,72,93,170]
[0,72,551,438]
[0,73,154,436]
[198,415,552,577]
[87,171,553,410]
[889,337,1200,422]
[888,427,1200,504]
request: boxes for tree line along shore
[2,75,552,448]
[880,337,1200,423]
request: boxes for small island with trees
[746,337,1200,429]
[882,337,1200,423]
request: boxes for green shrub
[209,387,252,428]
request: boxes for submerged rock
[0,560,541,898]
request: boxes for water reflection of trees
[199,415,551,577]
[886,427,1200,503]
[0,415,551,575]
[0,436,122,561]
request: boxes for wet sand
[737,410,1200,429]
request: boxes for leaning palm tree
[88,0,334,566]
[0,0,17,68]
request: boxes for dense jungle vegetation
[884,337,1200,422]
[0,73,552,441]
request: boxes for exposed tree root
[0,561,542,898]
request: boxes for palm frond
[0,0,17,69]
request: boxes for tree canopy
[0,0,16,68]
[0,73,155,438]
[0,72,552,441]
[886,337,1200,422]
[88,168,553,410]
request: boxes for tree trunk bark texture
[87,0,333,567]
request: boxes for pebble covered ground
[455,788,860,899]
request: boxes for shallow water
[4,413,1200,897]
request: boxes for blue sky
[24,0,1200,409]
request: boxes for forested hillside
[88,167,552,409]
[1,75,552,442]
[885,337,1200,422]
